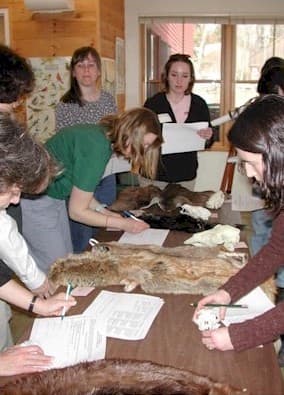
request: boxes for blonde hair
[100,107,163,179]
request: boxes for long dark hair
[60,46,101,106]
[228,94,284,214]
[161,54,195,95]
[257,66,284,95]
[0,45,34,103]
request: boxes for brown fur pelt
[0,359,246,395]
[48,242,273,301]
[49,242,275,300]
[109,183,218,213]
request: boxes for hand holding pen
[121,210,149,233]
[192,289,233,322]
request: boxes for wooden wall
[1,0,125,109]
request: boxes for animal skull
[184,224,240,252]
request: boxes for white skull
[184,224,240,251]
[193,308,221,331]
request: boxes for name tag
[158,113,172,123]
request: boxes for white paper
[231,168,265,212]
[221,287,275,326]
[118,228,169,246]
[161,122,207,154]
[29,316,106,368]
[83,290,164,340]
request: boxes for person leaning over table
[55,46,118,253]
[0,115,76,376]
[142,53,214,191]
[21,107,163,273]
[193,94,284,352]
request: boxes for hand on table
[0,345,52,376]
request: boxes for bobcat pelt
[109,183,224,213]
[0,359,245,395]
[49,243,275,300]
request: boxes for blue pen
[123,210,142,222]
[61,282,72,320]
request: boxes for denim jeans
[69,174,117,253]
[251,208,284,287]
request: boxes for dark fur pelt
[109,184,218,213]
[0,359,245,395]
[138,212,214,233]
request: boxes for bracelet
[28,295,38,313]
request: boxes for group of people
[1,41,284,377]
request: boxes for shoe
[276,287,284,304]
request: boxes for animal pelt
[48,243,275,300]
[137,212,213,233]
[109,183,224,213]
[0,359,245,395]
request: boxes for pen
[189,303,248,308]
[61,282,72,320]
[122,210,143,222]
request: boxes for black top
[144,92,213,182]
[0,261,13,286]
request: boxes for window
[235,24,284,106]
[0,9,10,45]
[141,19,284,150]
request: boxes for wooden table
[2,206,284,394]
[82,226,283,395]
[71,284,283,395]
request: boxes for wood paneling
[2,0,125,109]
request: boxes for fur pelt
[48,242,275,300]
[0,359,245,395]
[109,184,222,213]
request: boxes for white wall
[125,0,284,107]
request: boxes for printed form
[83,290,164,340]
[29,316,106,368]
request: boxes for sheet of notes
[118,228,169,246]
[29,316,106,368]
[83,290,164,340]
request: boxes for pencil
[123,210,143,222]
[61,282,72,320]
[189,303,248,308]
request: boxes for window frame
[140,19,283,151]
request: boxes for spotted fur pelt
[0,359,245,395]
[48,242,275,300]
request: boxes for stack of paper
[28,291,164,368]
[29,316,106,369]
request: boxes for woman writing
[21,107,163,272]
[193,95,284,351]
[143,53,214,190]
[0,115,76,375]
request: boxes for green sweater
[45,124,112,200]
